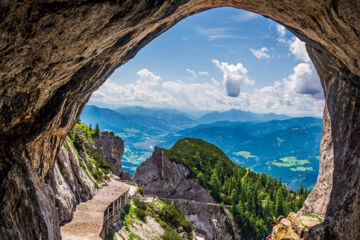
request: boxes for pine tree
[299,184,304,195]
[93,123,100,136]
[275,188,284,216]
[209,171,221,201]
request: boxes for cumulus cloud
[90,68,229,110]
[289,37,311,62]
[288,63,322,97]
[250,47,270,59]
[136,68,162,86]
[212,59,254,97]
[247,62,323,116]
[90,55,323,117]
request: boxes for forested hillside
[163,138,310,239]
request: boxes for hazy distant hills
[81,105,196,135]
[162,117,322,150]
[81,105,322,189]
[115,106,196,128]
[83,105,294,130]
[197,108,291,124]
[160,117,322,189]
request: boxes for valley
[81,105,321,189]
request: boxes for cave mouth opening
[87,7,323,191]
[77,7,323,238]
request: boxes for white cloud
[186,68,197,80]
[276,24,287,43]
[247,62,323,116]
[231,11,260,22]
[288,63,322,97]
[199,71,209,76]
[136,68,162,87]
[90,59,323,117]
[195,26,234,40]
[277,24,286,37]
[212,59,255,97]
[250,47,270,59]
[90,68,227,111]
[289,37,311,62]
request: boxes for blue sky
[89,7,324,117]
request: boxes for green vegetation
[106,232,115,240]
[272,156,310,167]
[121,199,193,240]
[158,200,193,238]
[138,186,145,195]
[67,122,112,185]
[303,213,323,223]
[290,166,313,172]
[133,198,147,222]
[163,138,310,240]
[93,123,100,137]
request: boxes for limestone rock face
[47,138,96,224]
[94,132,124,176]
[134,147,214,203]
[1,1,360,239]
[174,199,241,240]
[134,148,240,239]
[271,212,334,240]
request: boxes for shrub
[133,198,147,211]
[159,203,193,238]
[137,186,145,195]
[106,232,115,240]
[162,227,183,240]
[134,208,146,222]
[73,133,84,152]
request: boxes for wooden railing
[99,188,129,239]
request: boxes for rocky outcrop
[271,212,334,240]
[47,139,96,224]
[94,131,124,176]
[1,1,360,239]
[134,147,214,203]
[134,147,240,239]
[174,199,240,240]
[47,126,126,227]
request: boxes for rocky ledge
[271,212,334,240]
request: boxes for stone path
[61,176,134,240]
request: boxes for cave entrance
[87,7,323,191]
[78,7,323,239]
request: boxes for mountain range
[81,105,321,189]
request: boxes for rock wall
[94,131,124,176]
[299,46,360,239]
[134,147,214,203]
[134,147,240,239]
[47,139,96,224]
[174,199,240,240]
[47,127,125,230]
[1,1,360,239]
